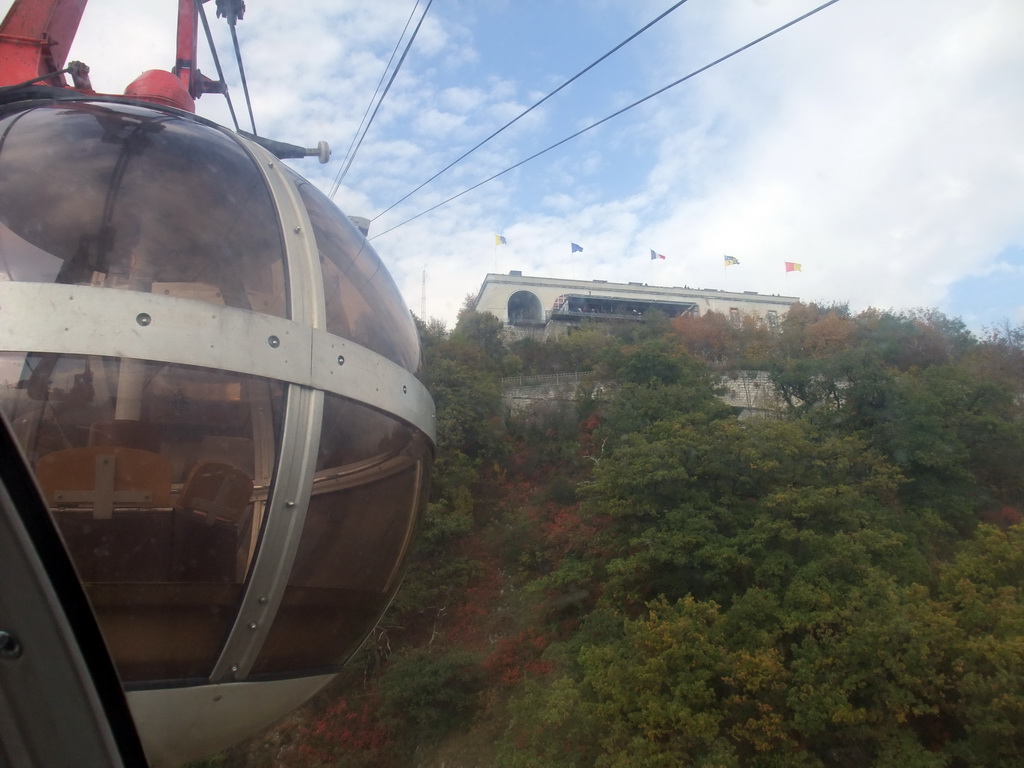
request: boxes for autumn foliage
[209,306,1024,768]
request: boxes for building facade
[474,271,798,335]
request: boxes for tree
[671,310,739,364]
[569,413,920,611]
[378,648,484,750]
[618,338,690,386]
[937,524,1024,766]
[451,301,513,375]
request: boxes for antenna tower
[420,266,427,319]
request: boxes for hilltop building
[473,271,798,337]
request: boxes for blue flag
[571,243,583,253]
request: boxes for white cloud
[413,108,469,139]
[439,86,486,112]
[629,0,1024,315]
[6,0,1022,330]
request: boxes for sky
[7,0,1023,332]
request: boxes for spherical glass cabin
[0,97,435,766]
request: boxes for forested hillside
[212,303,1024,768]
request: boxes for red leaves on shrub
[297,697,388,760]
[484,630,553,688]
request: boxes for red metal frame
[0,0,225,110]
[175,0,199,96]
[173,0,225,100]
[0,0,89,87]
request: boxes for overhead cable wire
[329,0,435,196]
[370,0,844,241]
[330,0,423,200]
[196,0,241,132]
[372,0,693,222]
[0,65,76,94]
[229,21,257,135]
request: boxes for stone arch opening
[507,290,543,323]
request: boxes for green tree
[938,524,1024,766]
[451,302,512,374]
[578,416,915,607]
[377,648,484,750]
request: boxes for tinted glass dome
[0,98,434,766]
[0,101,289,316]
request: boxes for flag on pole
[571,243,583,253]
[724,255,740,266]
[785,261,802,272]
[495,234,507,245]
[650,249,666,261]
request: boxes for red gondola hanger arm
[174,0,229,100]
[0,0,89,87]
[0,0,228,105]
[174,0,200,96]
[0,1,324,160]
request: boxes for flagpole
[569,243,584,279]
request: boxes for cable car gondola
[0,2,436,765]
